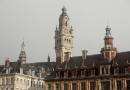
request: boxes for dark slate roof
[0,61,56,78]
[45,51,130,80]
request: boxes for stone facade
[45,7,130,90]
[54,6,74,67]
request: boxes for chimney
[82,50,88,59]
[5,58,10,67]
[17,59,23,66]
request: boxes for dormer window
[20,68,23,74]
[64,71,68,78]
[114,67,119,75]
[91,69,95,76]
[100,65,110,75]
[31,71,35,76]
[125,66,130,74]
[72,70,77,77]
[56,71,60,78]
[81,69,86,77]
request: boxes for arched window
[65,39,66,44]
[59,39,61,44]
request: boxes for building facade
[45,7,130,90]
[0,41,55,90]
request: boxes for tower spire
[100,23,117,61]
[55,7,74,68]
[19,40,26,64]
[48,54,50,62]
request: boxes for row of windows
[16,78,44,88]
[57,66,130,78]
[56,39,71,45]
[31,81,44,88]
[48,80,130,90]
[0,78,13,85]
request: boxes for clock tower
[100,25,117,61]
[54,6,74,67]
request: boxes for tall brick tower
[101,25,117,61]
[54,6,74,67]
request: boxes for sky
[0,0,130,64]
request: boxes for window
[31,81,33,87]
[20,68,23,74]
[64,83,68,90]
[81,82,86,90]
[125,67,129,73]
[101,81,110,90]
[102,68,104,74]
[17,78,19,84]
[39,82,41,88]
[48,84,51,90]
[11,78,13,84]
[27,80,29,86]
[81,70,85,76]
[2,79,4,85]
[73,71,76,76]
[56,84,60,90]
[106,68,108,74]
[24,79,26,85]
[20,79,22,85]
[34,81,35,87]
[42,82,44,88]
[101,67,109,75]
[127,80,130,90]
[91,69,95,76]
[90,82,95,90]
[6,88,8,90]
[72,83,76,90]
[32,71,35,76]
[6,78,8,85]
[37,82,39,88]
[114,67,119,74]
[117,81,121,90]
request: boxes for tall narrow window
[21,79,22,85]
[72,83,76,90]
[102,68,104,74]
[27,80,29,86]
[2,79,4,85]
[127,80,130,90]
[6,78,8,85]
[81,70,85,76]
[116,81,121,90]
[17,78,19,84]
[64,83,68,90]
[11,78,13,84]
[90,82,95,90]
[56,84,59,90]
[48,84,51,90]
[106,68,108,74]
[125,67,129,73]
[81,82,85,90]
[101,81,110,90]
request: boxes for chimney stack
[5,58,10,67]
[82,50,88,59]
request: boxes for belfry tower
[100,25,117,61]
[19,40,26,64]
[54,6,74,67]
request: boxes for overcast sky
[0,0,130,64]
